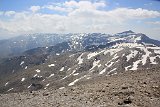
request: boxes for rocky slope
[0,69,160,107]
[0,30,160,106]
[0,42,160,94]
[1,31,160,93]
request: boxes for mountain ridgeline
[0,30,160,58]
[0,30,160,94]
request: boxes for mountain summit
[116,30,135,35]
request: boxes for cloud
[64,0,106,9]
[42,5,73,12]
[0,11,4,16]
[4,11,16,16]
[29,6,40,12]
[0,0,160,38]
[107,8,160,19]
[146,21,160,25]
[42,0,106,12]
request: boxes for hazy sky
[0,0,160,40]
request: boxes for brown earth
[0,68,160,107]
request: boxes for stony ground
[0,69,160,107]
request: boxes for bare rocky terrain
[0,31,160,107]
[0,68,160,107]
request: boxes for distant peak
[118,30,135,34]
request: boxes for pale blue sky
[0,0,160,40]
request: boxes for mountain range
[0,30,160,94]
[0,30,160,58]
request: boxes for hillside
[0,69,160,107]
[0,31,160,94]
[0,31,160,107]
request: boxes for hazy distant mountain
[0,31,160,58]
[0,34,69,58]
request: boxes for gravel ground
[0,69,160,107]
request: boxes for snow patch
[33,74,38,77]
[134,36,141,42]
[59,87,65,90]
[56,53,60,56]
[35,69,41,73]
[107,68,117,75]
[46,83,50,87]
[8,88,13,92]
[68,75,87,86]
[104,48,123,56]
[77,53,84,64]
[60,67,64,71]
[126,50,138,61]
[27,84,32,88]
[67,68,71,71]
[87,50,104,59]
[147,47,160,50]
[68,79,79,86]
[130,59,141,70]
[141,47,151,65]
[107,62,114,68]
[125,65,131,71]
[98,64,101,68]
[48,64,55,67]
[113,43,143,48]
[21,78,25,82]
[73,73,79,76]
[150,57,157,64]
[5,82,9,86]
[86,77,91,79]
[87,52,99,59]
[90,60,100,70]
[48,73,54,78]
[69,54,75,57]
[61,70,77,80]
[25,66,28,69]
[37,75,43,78]
[99,68,106,75]
[20,61,24,65]
[154,49,160,54]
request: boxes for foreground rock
[0,69,160,107]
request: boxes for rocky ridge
[0,69,160,107]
